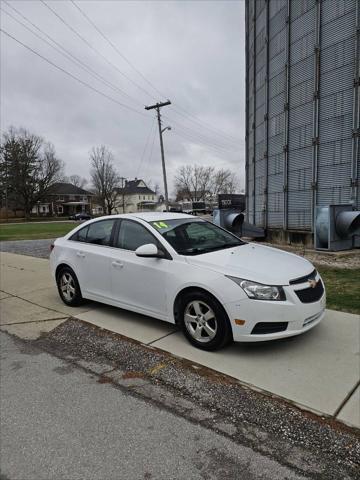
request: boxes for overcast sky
[1,0,245,196]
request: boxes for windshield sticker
[152,221,169,229]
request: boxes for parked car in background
[51,213,326,351]
[69,213,92,221]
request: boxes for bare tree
[211,169,238,196]
[154,183,160,196]
[90,145,120,215]
[174,165,239,202]
[147,180,161,196]
[65,174,88,189]
[175,165,214,201]
[0,127,63,217]
[174,165,193,200]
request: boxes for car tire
[178,290,232,351]
[56,266,84,306]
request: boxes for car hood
[186,243,314,285]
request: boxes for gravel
[36,318,360,480]
[256,242,360,269]
[0,239,53,258]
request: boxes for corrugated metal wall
[246,0,360,233]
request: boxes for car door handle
[112,261,124,269]
[76,251,85,258]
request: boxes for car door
[69,218,117,300]
[110,219,169,318]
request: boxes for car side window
[70,220,115,246]
[70,225,89,242]
[86,220,116,246]
[116,220,157,251]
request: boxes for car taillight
[50,243,55,252]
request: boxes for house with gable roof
[30,182,94,217]
[114,178,163,213]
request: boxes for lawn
[316,265,360,315]
[0,222,76,241]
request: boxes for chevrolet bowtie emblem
[308,279,318,288]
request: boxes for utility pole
[119,176,126,213]
[145,100,171,211]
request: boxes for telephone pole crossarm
[144,100,171,111]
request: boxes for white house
[113,179,163,214]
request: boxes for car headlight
[226,276,286,301]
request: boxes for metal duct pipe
[335,211,360,238]
[224,212,244,232]
[315,205,360,250]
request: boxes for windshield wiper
[177,248,203,255]
[177,243,243,256]
[200,243,242,254]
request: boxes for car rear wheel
[56,267,83,306]
[179,291,232,351]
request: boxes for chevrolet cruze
[50,213,326,350]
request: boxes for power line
[70,0,162,101]
[0,28,149,118]
[41,0,155,103]
[136,116,156,178]
[168,106,241,145]
[68,0,241,147]
[162,115,238,153]
[171,130,231,157]
[1,28,234,158]
[143,122,158,179]
[2,2,143,107]
[6,0,239,151]
[4,2,241,154]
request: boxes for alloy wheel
[184,300,217,343]
[60,272,76,302]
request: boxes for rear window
[70,219,115,246]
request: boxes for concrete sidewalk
[1,251,359,428]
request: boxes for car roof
[130,212,197,222]
[85,212,201,223]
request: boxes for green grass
[0,222,76,241]
[316,265,360,315]
[0,217,71,224]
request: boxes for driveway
[0,251,359,429]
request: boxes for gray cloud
[1,0,245,196]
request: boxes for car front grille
[289,269,317,285]
[251,322,288,335]
[295,280,324,303]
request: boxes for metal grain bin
[245,0,359,244]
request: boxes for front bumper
[225,279,326,342]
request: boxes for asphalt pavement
[1,331,310,480]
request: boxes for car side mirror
[135,243,163,258]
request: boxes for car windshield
[148,218,245,255]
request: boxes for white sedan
[50,212,326,350]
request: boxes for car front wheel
[56,267,83,306]
[179,291,232,351]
